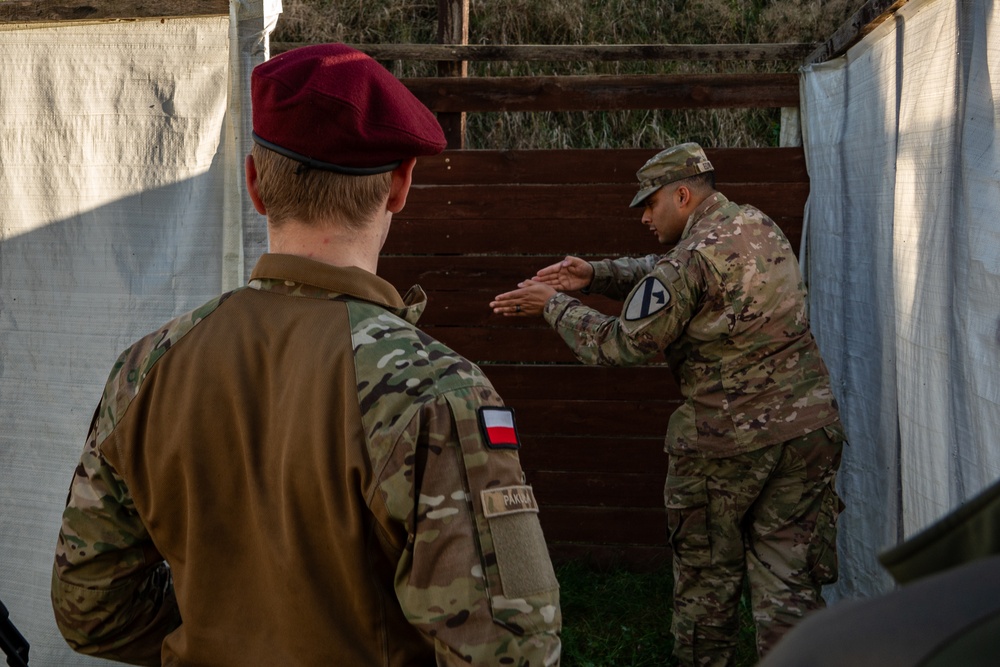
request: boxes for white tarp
[801,0,1000,599]
[0,3,277,662]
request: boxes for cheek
[652,206,670,227]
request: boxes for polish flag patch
[478,407,520,450]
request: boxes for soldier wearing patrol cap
[492,142,844,666]
[52,44,561,666]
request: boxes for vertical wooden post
[437,0,469,149]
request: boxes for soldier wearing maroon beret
[52,44,562,666]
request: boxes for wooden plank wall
[0,0,227,22]
[379,147,809,569]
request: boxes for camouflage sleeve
[543,257,701,366]
[586,254,661,300]
[373,384,561,667]
[51,416,180,665]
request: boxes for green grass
[556,559,758,666]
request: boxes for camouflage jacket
[543,193,839,457]
[53,253,561,666]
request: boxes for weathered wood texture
[0,0,227,22]
[403,73,800,112]
[259,44,804,116]
[804,0,911,63]
[383,147,809,568]
[435,0,469,148]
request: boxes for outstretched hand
[490,280,557,317]
[532,256,594,292]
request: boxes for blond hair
[251,144,393,230]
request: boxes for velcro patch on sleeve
[477,406,520,450]
[481,485,539,518]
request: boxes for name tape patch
[624,275,671,321]
[481,485,539,518]
[478,406,520,450]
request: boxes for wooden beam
[803,0,911,64]
[411,148,807,185]
[529,470,666,508]
[0,0,228,23]
[402,73,799,112]
[519,436,669,475]
[436,0,469,149]
[483,365,675,402]
[271,42,817,62]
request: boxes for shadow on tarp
[0,170,233,666]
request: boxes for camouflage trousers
[665,423,845,667]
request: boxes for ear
[675,184,690,208]
[245,154,267,215]
[386,158,417,214]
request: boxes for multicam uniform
[53,253,561,666]
[543,192,843,666]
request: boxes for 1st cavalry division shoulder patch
[625,275,671,321]
[478,406,520,450]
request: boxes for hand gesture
[490,280,557,317]
[532,256,594,292]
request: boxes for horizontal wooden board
[403,183,634,219]
[402,183,808,219]
[516,435,668,474]
[384,217,655,257]
[538,506,669,545]
[414,148,808,186]
[528,470,665,508]
[403,73,800,112]
[383,215,804,257]
[505,398,677,438]
[379,254,802,301]
[423,326,668,365]
[482,365,677,401]
[0,0,227,22]
[422,325,579,362]
[380,256,596,291]
[510,400,675,440]
[421,325,672,365]
[412,290,623,327]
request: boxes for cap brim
[629,185,661,208]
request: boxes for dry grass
[271,0,865,148]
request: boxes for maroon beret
[251,43,446,174]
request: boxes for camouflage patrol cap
[629,143,714,208]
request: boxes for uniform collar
[248,253,427,324]
[681,192,730,240]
